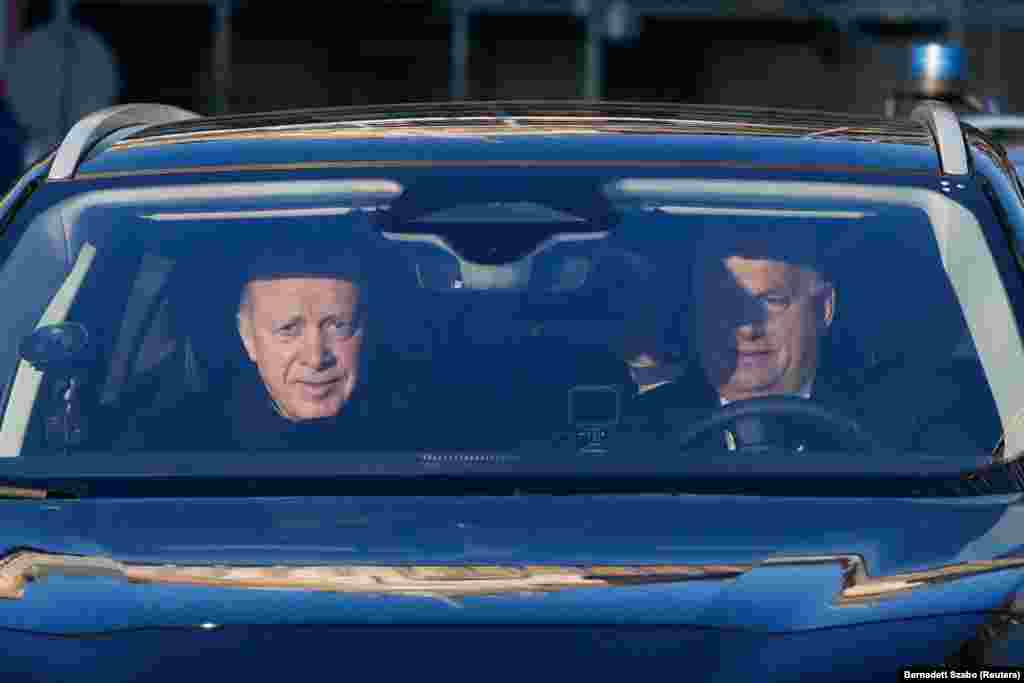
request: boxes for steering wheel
[676,395,880,453]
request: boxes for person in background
[602,246,686,395]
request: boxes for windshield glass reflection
[0,177,1008,471]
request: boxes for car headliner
[72,102,941,179]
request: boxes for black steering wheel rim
[676,395,879,452]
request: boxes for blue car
[0,101,1023,681]
[961,115,1024,181]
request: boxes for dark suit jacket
[626,355,999,456]
[119,358,431,453]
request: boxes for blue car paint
[0,616,989,682]
[0,520,1010,681]
[10,494,1007,575]
[2,558,1015,634]
[0,495,1021,637]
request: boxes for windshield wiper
[0,447,1012,498]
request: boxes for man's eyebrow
[270,314,303,328]
[744,285,793,300]
[318,306,360,321]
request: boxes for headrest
[165,252,247,393]
[823,222,967,372]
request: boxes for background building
[5,1,1024,147]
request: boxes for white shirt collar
[719,377,814,406]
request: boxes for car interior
[9,189,1004,459]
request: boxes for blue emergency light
[908,43,966,96]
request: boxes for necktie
[727,415,789,451]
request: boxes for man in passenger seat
[226,237,436,451]
[125,236,424,452]
[236,246,367,424]
[601,247,686,395]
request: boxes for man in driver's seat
[694,226,836,450]
[634,225,983,454]
[695,228,835,408]
[630,225,838,450]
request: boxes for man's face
[238,277,364,421]
[695,254,834,402]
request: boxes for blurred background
[1,0,1024,182]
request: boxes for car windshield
[0,173,1018,475]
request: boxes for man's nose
[299,329,334,368]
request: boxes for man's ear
[821,282,836,329]
[237,312,256,362]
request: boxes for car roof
[71,101,941,180]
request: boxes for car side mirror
[19,322,90,374]
[19,323,91,452]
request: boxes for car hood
[2,493,1024,681]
